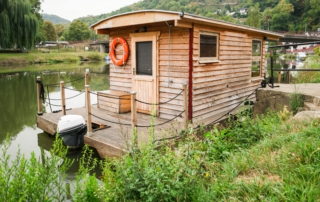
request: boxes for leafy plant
[289,88,304,114]
[0,135,72,202]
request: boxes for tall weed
[0,135,72,201]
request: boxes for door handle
[133,68,136,75]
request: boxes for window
[252,40,262,77]
[136,41,152,75]
[199,31,219,62]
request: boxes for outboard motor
[57,115,87,147]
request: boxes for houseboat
[90,10,283,123]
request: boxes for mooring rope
[90,110,184,128]
[46,85,53,113]
[44,77,85,87]
[90,113,131,126]
[89,91,131,101]
[137,110,184,128]
[135,89,184,106]
[44,101,62,107]
[90,89,184,105]
[152,86,261,144]
[204,86,261,128]
[46,91,84,101]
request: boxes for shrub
[289,86,304,114]
[0,135,72,202]
[87,52,103,61]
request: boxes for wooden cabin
[91,10,283,123]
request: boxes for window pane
[252,60,261,77]
[252,40,261,56]
[136,41,152,76]
[200,34,217,57]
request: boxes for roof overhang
[91,10,283,40]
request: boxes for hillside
[42,13,70,25]
[76,0,320,32]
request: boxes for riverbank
[0,50,106,65]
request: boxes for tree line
[1,0,319,50]
[0,0,101,50]
[78,0,320,33]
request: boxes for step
[314,96,320,107]
[304,102,320,111]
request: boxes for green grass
[293,56,320,83]
[94,109,320,201]
[0,61,107,73]
[0,50,106,65]
[2,109,320,201]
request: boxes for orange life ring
[109,37,129,66]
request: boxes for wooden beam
[86,85,93,136]
[95,12,180,30]
[60,81,66,116]
[183,83,188,128]
[174,20,192,28]
[131,91,137,147]
[36,76,43,115]
[96,29,109,35]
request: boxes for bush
[0,135,72,201]
[87,52,103,61]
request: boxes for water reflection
[0,62,109,160]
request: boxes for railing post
[86,85,93,137]
[36,76,43,115]
[85,72,89,86]
[183,83,188,128]
[60,81,66,115]
[85,72,89,107]
[131,91,137,146]
[278,71,281,83]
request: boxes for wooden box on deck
[97,90,131,114]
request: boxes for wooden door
[130,32,160,115]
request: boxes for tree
[247,3,261,28]
[29,0,43,21]
[270,0,294,31]
[0,0,39,49]
[308,0,320,30]
[42,21,56,41]
[55,24,65,38]
[67,20,91,41]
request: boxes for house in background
[89,41,109,53]
[91,10,283,124]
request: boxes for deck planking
[37,104,242,158]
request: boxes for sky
[41,0,141,21]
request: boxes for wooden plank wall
[192,24,265,121]
[108,24,190,121]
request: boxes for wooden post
[86,85,93,136]
[85,72,89,85]
[85,72,89,107]
[60,81,66,115]
[183,83,188,128]
[36,76,43,115]
[278,71,281,83]
[131,91,137,145]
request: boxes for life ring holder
[109,37,129,72]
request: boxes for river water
[0,62,109,178]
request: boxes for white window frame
[199,31,219,63]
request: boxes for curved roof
[91,10,283,39]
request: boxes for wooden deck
[37,104,240,158]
